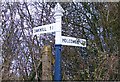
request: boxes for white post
[53,3,64,80]
[54,3,64,45]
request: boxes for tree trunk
[41,45,52,80]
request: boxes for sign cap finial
[54,3,64,14]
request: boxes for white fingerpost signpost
[33,22,61,35]
[61,36,86,47]
[32,3,86,81]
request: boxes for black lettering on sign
[62,39,67,43]
[72,40,76,44]
[50,26,53,30]
[35,29,39,33]
[68,39,72,43]
[39,28,46,31]
[70,39,73,43]
[34,27,47,33]
[68,39,70,43]
[76,39,80,44]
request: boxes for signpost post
[53,3,64,81]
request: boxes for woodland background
[0,2,120,81]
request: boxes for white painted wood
[54,3,64,45]
[61,36,86,47]
[33,22,61,36]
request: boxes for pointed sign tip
[54,3,64,13]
